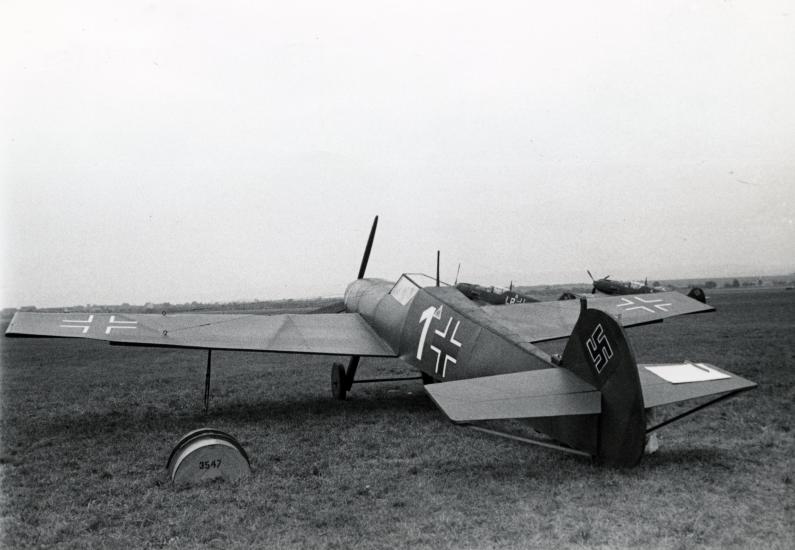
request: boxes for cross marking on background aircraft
[616,296,672,313]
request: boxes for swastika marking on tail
[586,323,613,373]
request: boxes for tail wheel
[331,362,347,400]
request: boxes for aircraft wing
[480,291,713,343]
[638,362,756,408]
[4,312,397,357]
[424,368,601,422]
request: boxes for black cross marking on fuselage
[428,311,462,377]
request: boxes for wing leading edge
[5,312,397,357]
[481,291,713,343]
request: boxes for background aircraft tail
[687,287,707,303]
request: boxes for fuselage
[344,275,553,383]
[455,282,539,305]
[594,279,662,295]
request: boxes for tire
[331,362,347,400]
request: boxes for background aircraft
[445,260,539,306]
[588,270,663,295]
[587,270,707,303]
[455,281,539,305]
[5,217,753,466]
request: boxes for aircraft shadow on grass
[19,389,439,444]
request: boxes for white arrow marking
[417,306,436,360]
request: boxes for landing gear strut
[331,356,360,400]
[331,363,347,400]
[204,349,213,414]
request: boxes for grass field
[1,289,793,549]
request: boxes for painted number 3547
[199,459,222,470]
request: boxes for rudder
[687,287,707,303]
[560,304,646,466]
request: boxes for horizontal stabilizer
[425,369,600,422]
[639,362,756,408]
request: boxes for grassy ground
[1,289,793,549]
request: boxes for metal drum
[166,428,251,485]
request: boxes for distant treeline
[3,297,343,317]
[4,274,794,318]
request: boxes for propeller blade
[587,270,594,281]
[454,263,461,285]
[436,250,440,287]
[357,216,378,279]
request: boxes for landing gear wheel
[421,373,435,385]
[331,362,347,400]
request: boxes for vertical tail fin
[560,301,646,466]
[687,287,707,303]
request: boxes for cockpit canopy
[390,273,450,306]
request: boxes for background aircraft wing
[480,291,713,343]
[5,312,397,357]
[424,368,601,422]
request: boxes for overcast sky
[1,1,793,307]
